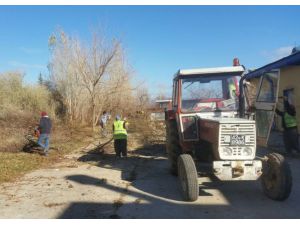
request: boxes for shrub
[0,71,54,116]
[0,71,54,152]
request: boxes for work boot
[36,146,44,151]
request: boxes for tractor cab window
[256,73,278,103]
[181,75,240,113]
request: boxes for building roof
[155,99,172,103]
[243,51,300,80]
[178,66,245,76]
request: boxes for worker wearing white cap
[113,115,128,158]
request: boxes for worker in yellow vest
[276,96,299,156]
[113,115,128,158]
[228,78,237,99]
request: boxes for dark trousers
[283,127,299,153]
[114,139,127,157]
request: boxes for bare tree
[78,33,120,131]
[48,30,85,124]
[48,28,139,131]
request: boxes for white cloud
[8,61,46,70]
[261,46,294,61]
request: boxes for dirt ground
[1,133,300,219]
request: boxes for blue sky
[0,5,299,97]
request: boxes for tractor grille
[220,124,255,147]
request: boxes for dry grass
[127,116,166,145]
[0,125,94,184]
[0,107,37,152]
[0,117,166,184]
[0,152,51,183]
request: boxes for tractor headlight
[223,147,232,156]
[242,147,252,156]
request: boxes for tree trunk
[92,99,96,132]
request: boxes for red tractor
[165,62,292,201]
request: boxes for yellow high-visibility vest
[113,120,127,139]
[284,112,297,128]
[229,82,236,98]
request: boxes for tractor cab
[166,64,245,143]
[175,66,243,114]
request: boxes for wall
[275,66,300,132]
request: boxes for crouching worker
[37,111,52,156]
[113,115,128,158]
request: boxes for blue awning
[243,51,300,80]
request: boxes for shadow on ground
[58,139,300,219]
[59,171,298,219]
[77,141,178,199]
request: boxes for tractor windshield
[181,75,240,113]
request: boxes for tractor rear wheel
[178,154,199,201]
[166,120,182,175]
[261,153,292,201]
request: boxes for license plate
[230,135,245,145]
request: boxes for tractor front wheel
[261,153,292,201]
[178,154,199,201]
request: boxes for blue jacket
[39,116,52,134]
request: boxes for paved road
[0,142,299,219]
